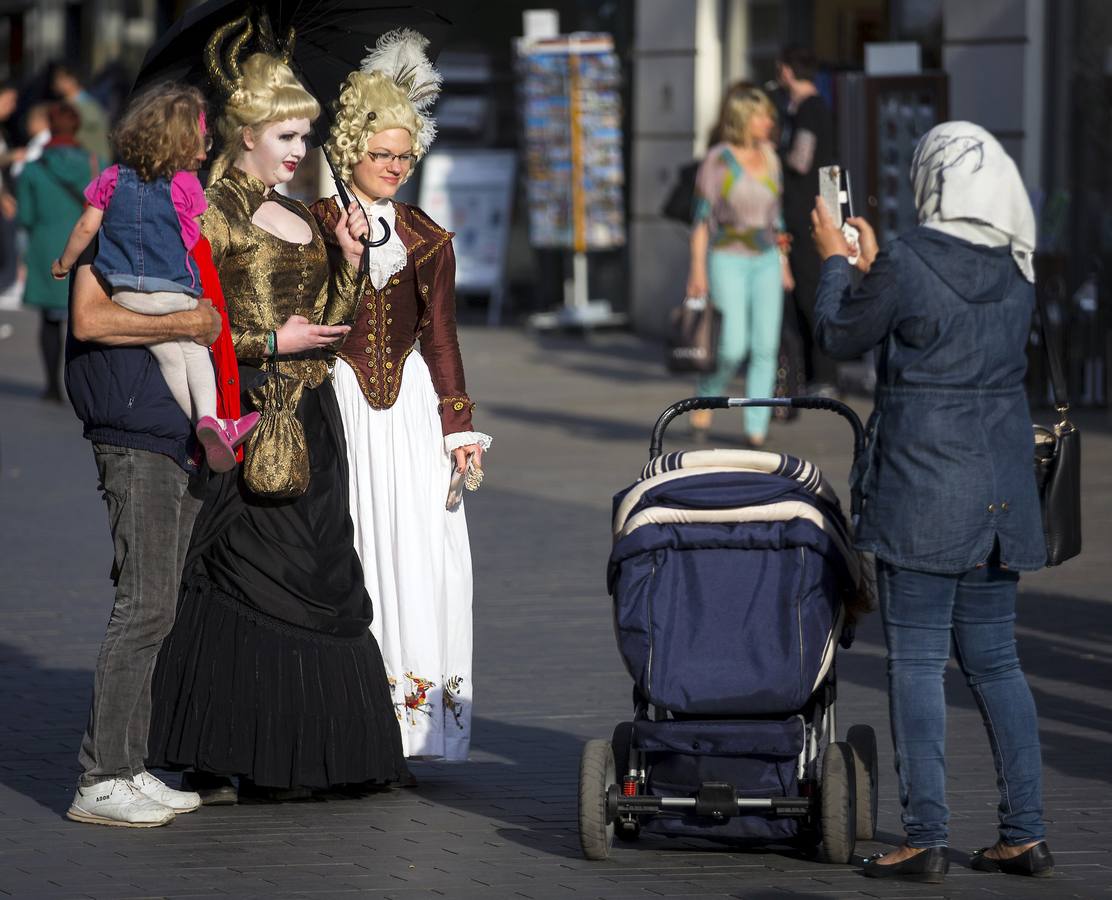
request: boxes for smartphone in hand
[818,164,860,264]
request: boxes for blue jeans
[877,559,1045,848]
[697,248,783,438]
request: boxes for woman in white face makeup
[310,30,490,764]
[146,40,405,803]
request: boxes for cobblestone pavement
[1,307,1110,899]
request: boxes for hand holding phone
[817,164,860,265]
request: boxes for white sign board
[865,42,922,76]
[417,149,517,297]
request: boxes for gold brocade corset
[203,168,333,388]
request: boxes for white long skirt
[333,354,473,760]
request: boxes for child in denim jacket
[53,83,257,472]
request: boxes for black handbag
[1032,287,1081,566]
[667,296,721,374]
[661,160,699,225]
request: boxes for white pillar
[941,0,1046,191]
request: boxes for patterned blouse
[693,142,783,255]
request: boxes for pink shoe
[196,416,236,473]
[222,412,260,449]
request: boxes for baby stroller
[579,396,877,864]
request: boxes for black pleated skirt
[147,381,405,788]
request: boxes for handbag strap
[1033,273,1070,416]
[38,155,88,208]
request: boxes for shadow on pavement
[485,402,653,443]
[839,589,1112,784]
[0,641,90,814]
[0,377,47,399]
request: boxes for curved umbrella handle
[363,217,391,248]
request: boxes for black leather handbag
[661,161,699,225]
[1032,288,1081,566]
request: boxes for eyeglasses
[367,150,416,167]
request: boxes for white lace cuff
[444,431,493,453]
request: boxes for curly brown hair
[112,83,207,182]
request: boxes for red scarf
[191,237,243,456]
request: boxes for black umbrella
[135,0,452,246]
[135,0,452,109]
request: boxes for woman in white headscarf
[809,122,1052,883]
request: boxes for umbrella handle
[357,217,392,281]
[363,217,391,248]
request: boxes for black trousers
[787,232,839,387]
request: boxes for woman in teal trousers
[16,102,95,401]
[686,83,792,445]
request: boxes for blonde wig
[326,72,423,184]
[325,29,442,185]
[717,84,776,147]
[209,52,320,183]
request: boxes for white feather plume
[360,28,442,112]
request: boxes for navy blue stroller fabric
[609,472,853,717]
[634,717,806,842]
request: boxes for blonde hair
[325,71,423,184]
[209,53,320,183]
[114,83,206,182]
[717,83,776,147]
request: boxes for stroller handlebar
[649,396,867,462]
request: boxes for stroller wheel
[818,741,857,864]
[846,724,879,841]
[578,739,616,860]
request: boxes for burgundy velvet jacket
[311,198,474,435]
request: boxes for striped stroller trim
[640,449,838,507]
[617,499,861,588]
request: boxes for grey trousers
[78,444,204,786]
[112,290,216,422]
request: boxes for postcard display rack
[517,32,627,328]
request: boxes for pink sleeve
[171,171,208,250]
[83,165,119,209]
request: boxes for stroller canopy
[608,449,863,716]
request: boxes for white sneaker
[133,770,202,813]
[66,778,175,827]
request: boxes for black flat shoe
[971,841,1054,877]
[181,771,238,806]
[862,846,949,883]
[238,777,313,803]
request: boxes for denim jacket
[815,227,1046,573]
[94,165,201,297]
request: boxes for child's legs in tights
[147,341,193,419]
[179,341,217,421]
[147,341,217,422]
[111,290,214,421]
